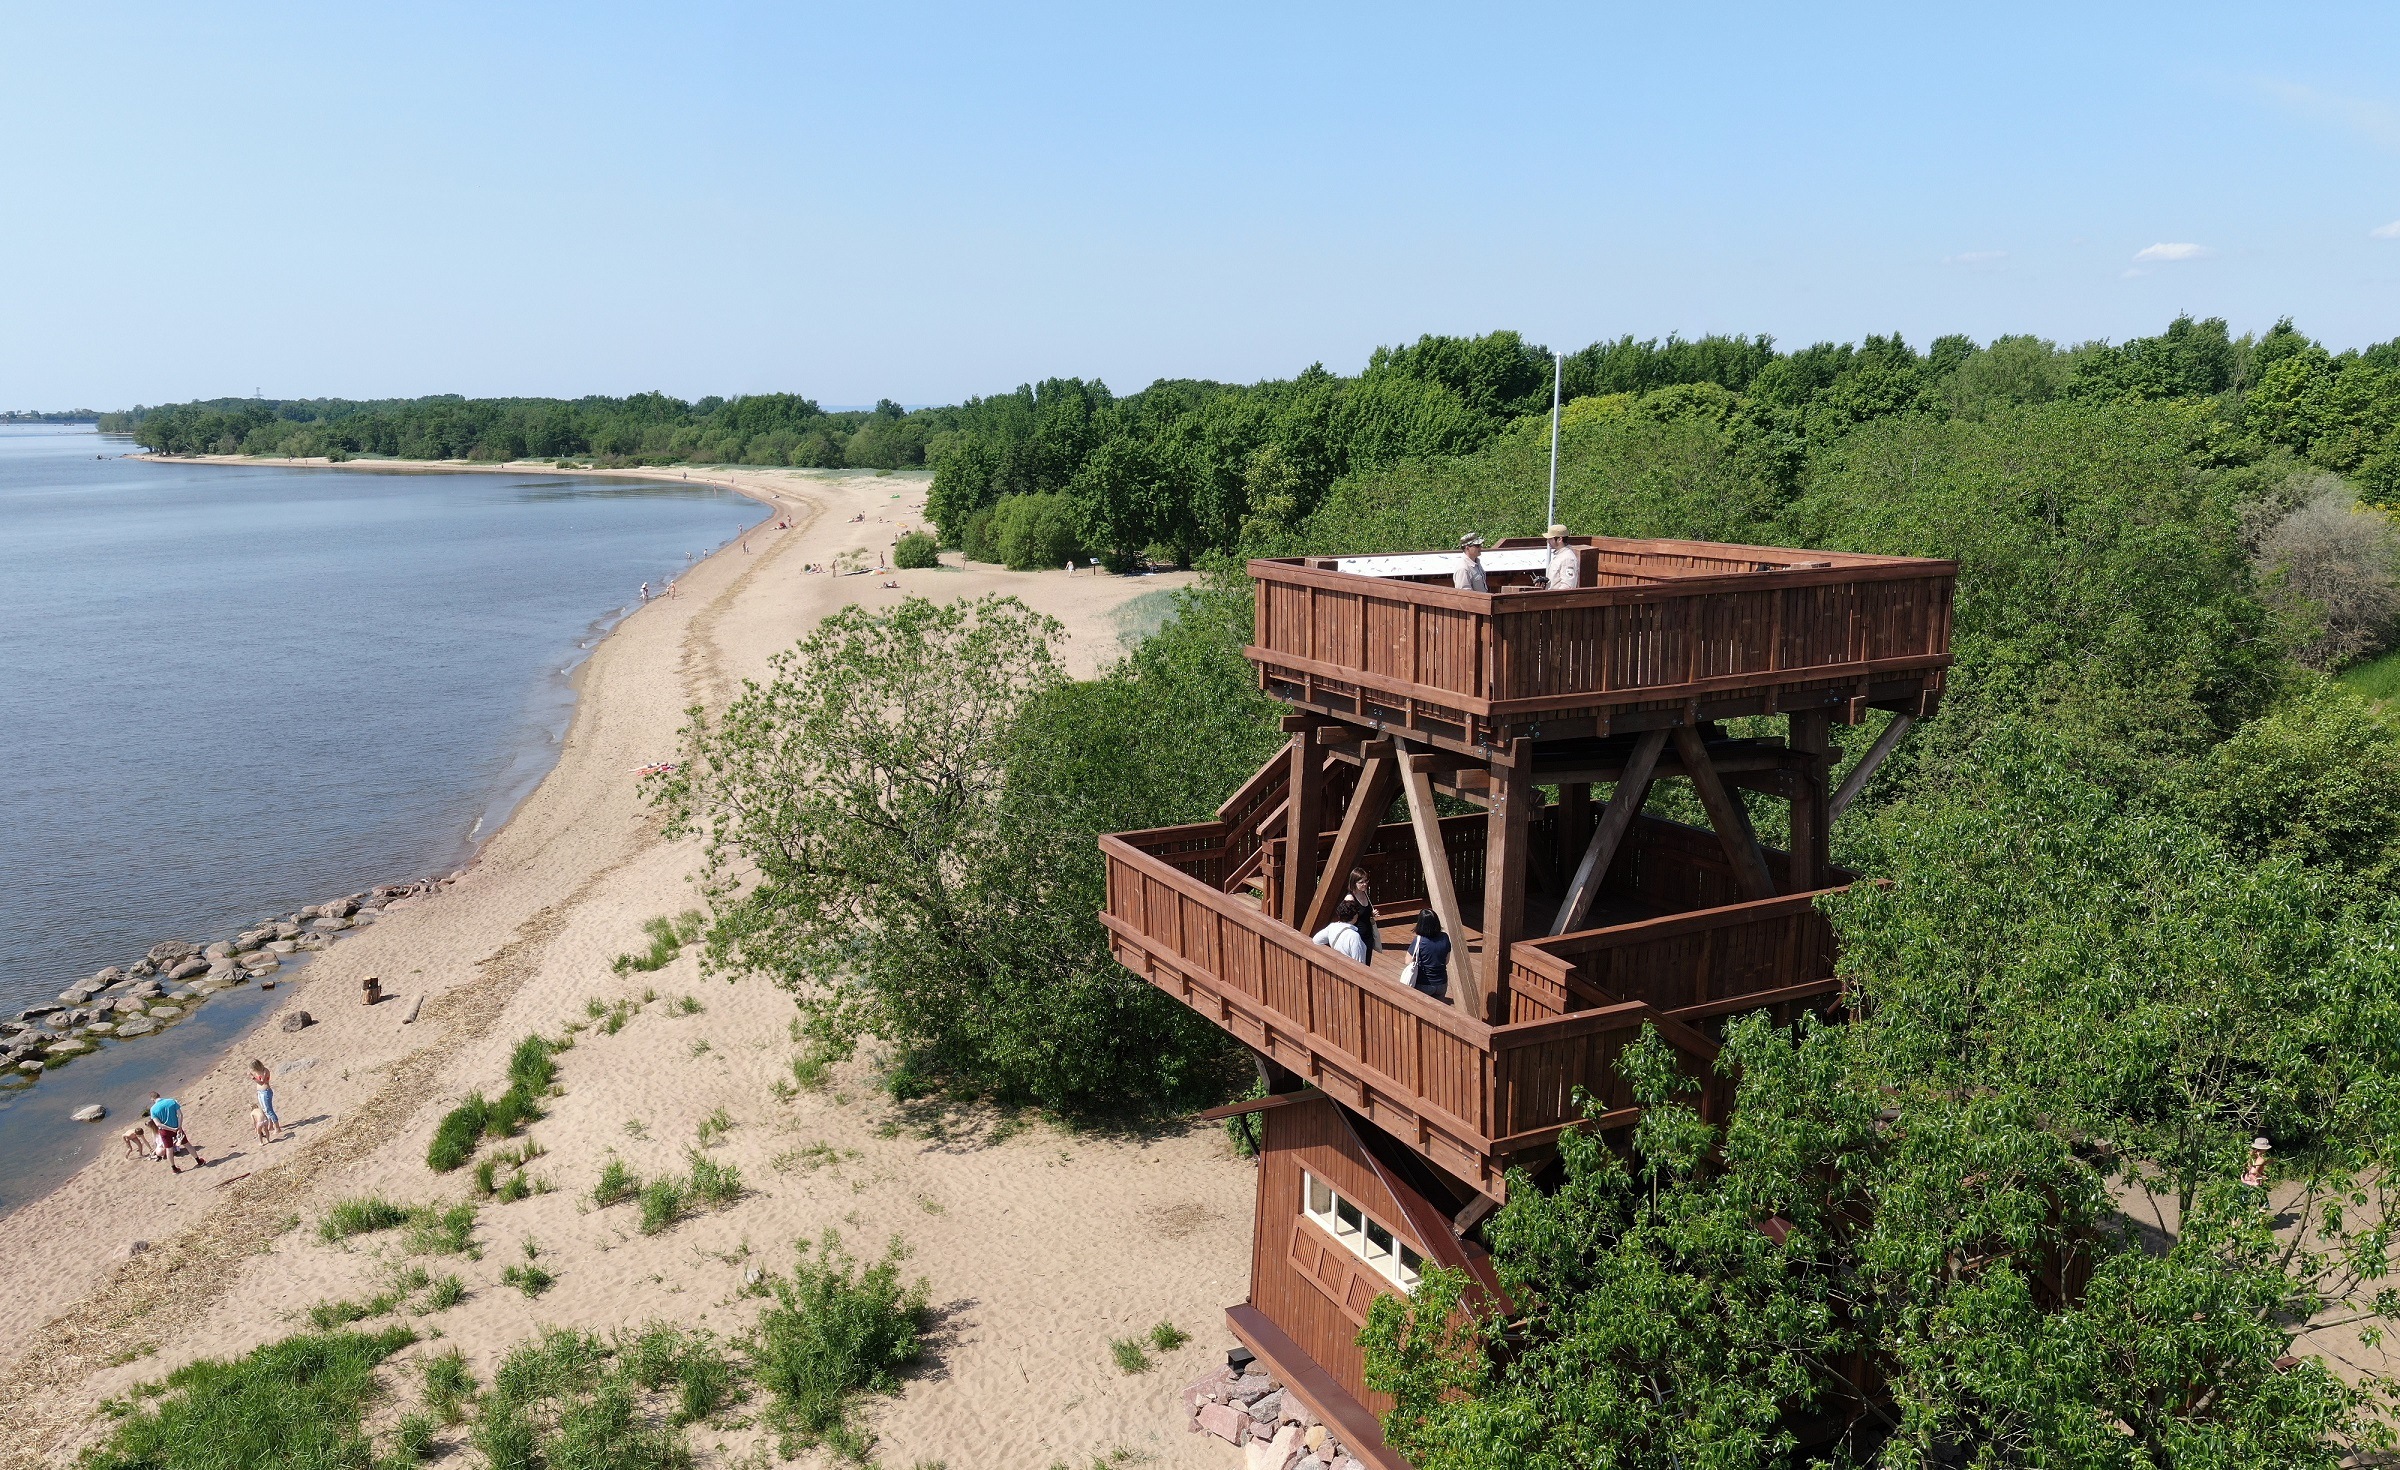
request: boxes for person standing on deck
[1346,868,1381,954]
[1402,912,1453,1003]
[1544,524,1581,590]
[1452,532,1488,591]
[1311,898,1371,964]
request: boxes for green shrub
[429,1093,489,1172]
[638,1178,689,1236]
[1147,1320,1189,1352]
[960,507,999,562]
[989,492,1086,570]
[473,1157,501,1196]
[317,1196,413,1241]
[81,1327,416,1470]
[749,1233,928,1459]
[595,1156,641,1207]
[893,532,940,569]
[424,1274,467,1311]
[695,1107,733,1147]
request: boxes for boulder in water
[70,1104,106,1122]
[114,1016,158,1037]
[144,941,195,968]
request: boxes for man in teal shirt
[149,1093,203,1172]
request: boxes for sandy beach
[0,461,1254,1468]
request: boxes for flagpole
[1546,350,1563,528]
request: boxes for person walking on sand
[148,1093,202,1172]
[250,1058,282,1142]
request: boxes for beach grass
[1108,1337,1151,1374]
[317,1196,414,1241]
[595,1156,641,1207]
[83,1326,415,1470]
[637,1178,689,1236]
[686,1150,743,1207]
[476,1327,699,1470]
[420,1348,478,1423]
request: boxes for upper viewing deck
[1105,532,1955,1201]
[1248,535,1957,755]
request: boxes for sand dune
[0,464,1253,1468]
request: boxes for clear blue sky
[8,2,2400,409]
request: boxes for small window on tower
[1363,1220,1394,1264]
[1334,1198,1363,1238]
[1307,1175,1332,1216]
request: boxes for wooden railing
[1248,537,1956,748]
[1103,824,1726,1196]
[1508,891,1842,1025]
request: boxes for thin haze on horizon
[7,2,2400,409]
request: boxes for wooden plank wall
[1250,1099,1426,1416]
[1509,892,1838,1025]
[1249,555,1956,728]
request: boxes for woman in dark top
[1403,912,1452,1003]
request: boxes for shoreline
[0,455,782,1216]
[0,460,1247,1470]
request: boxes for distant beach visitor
[120,1120,155,1160]
[1401,912,1452,1003]
[148,1093,202,1172]
[1544,524,1580,590]
[1452,532,1487,591]
[1311,897,1371,963]
[639,581,650,602]
[250,1058,281,1141]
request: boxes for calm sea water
[0,426,765,1207]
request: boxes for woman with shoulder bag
[1398,912,1452,1003]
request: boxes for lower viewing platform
[1101,805,1845,1198]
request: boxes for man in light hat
[1543,524,1580,590]
[1452,532,1488,591]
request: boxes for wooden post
[1550,727,1668,934]
[1281,722,1328,928]
[1480,738,1533,1023]
[1672,723,1777,903]
[1301,740,1398,936]
[1398,747,1480,1014]
[1788,711,1832,891]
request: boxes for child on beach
[121,1121,156,1160]
[250,1059,281,1142]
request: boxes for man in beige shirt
[1544,524,1581,590]
[1453,532,1488,591]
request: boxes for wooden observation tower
[1099,534,1956,1467]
